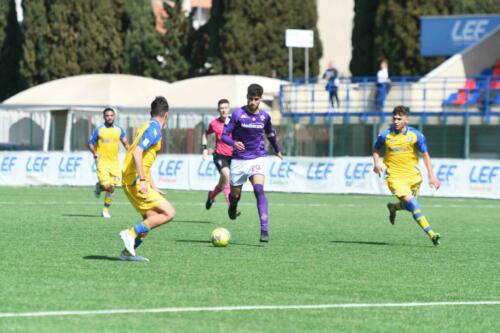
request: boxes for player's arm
[422,152,441,190]
[120,137,130,150]
[131,146,148,193]
[88,128,99,159]
[119,127,130,150]
[416,132,440,189]
[88,143,98,159]
[264,117,282,159]
[372,148,384,177]
[201,131,209,160]
[222,117,244,151]
[372,132,386,177]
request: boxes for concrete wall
[317,0,354,77]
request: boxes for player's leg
[94,164,105,198]
[250,174,269,242]
[102,167,120,218]
[401,193,440,246]
[101,184,114,218]
[228,185,242,220]
[386,179,410,225]
[206,155,228,209]
[120,185,175,257]
[227,159,246,220]
[220,166,231,206]
[386,200,406,225]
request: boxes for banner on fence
[0,152,499,199]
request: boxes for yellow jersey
[122,119,163,185]
[374,126,428,179]
[88,124,125,164]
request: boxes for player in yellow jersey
[372,105,441,246]
[119,96,176,261]
[88,108,130,218]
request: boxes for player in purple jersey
[221,84,282,242]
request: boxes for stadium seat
[442,92,459,105]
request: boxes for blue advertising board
[421,15,500,56]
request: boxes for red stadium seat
[451,90,467,105]
[464,79,476,89]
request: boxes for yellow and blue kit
[374,126,428,198]
[122,119,166,215]
[375,126,438,241]
[89,124,126,186]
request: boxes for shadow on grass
[331,240,389,246]
[176,239,264,247]
[331,240,429,248]
[63,214,101,218]
[83,255,120,261]
[174,220,213,224]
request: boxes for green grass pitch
[0,187,499,332]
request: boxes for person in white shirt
[376,59,391,110]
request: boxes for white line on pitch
[1,301,499,318]
[0,201,498,209]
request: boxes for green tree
[73,0,126,73]
[374,0,451,76]
[124,0,164,78]
[351,0,500,77]
[161,0,191,80]
[350,0,380,76]
[0,0,23,101]
[205,0,322,79]
[451,0,500,14]
[20,0,126,88]
[124,0,190,81]
[20,0,50,87]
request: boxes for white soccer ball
[211,227,231,247]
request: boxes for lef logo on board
[26,156,49,173]
[157,159,184,183]
[344,162,372,187]
[435,164,457,185]
[197,160,217,178]
[451,19,489,44]
[1,156,17,173]
[307,162,334,180]
[58,156,83,178]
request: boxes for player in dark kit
[202,99,233,209]
[222,84,282,242]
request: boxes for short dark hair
[103,107,115,115]
[393,105,410,116]
[247,84,263,98]
[218,98,229,107]
[150,96,169,117]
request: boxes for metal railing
[279,76,500,124]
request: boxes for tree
[0,0,23,101]
[124,0,190,81]
[72,0,126,73]
[124,0,165,78]
[20,0,126,88]
[351,0,500,77]
[349,0,380,76]
[161,0,191,81]
[205,0,322,78]
[20,0,50,87]
[374,0,451,76]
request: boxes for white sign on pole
[285,29,314,48]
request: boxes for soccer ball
[211,227,231,247]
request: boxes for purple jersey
[222,106,281,160]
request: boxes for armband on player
[201,144,208,150]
